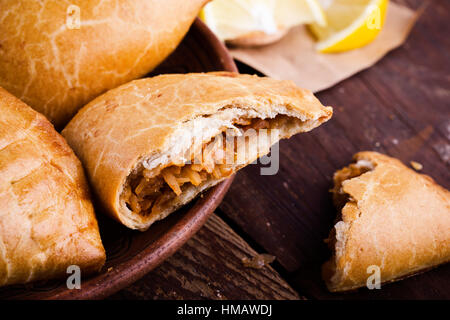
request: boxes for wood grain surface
[110,214,301,300]
[219,0,450,299]
[114,0,449,299]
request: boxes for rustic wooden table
[110,0,449,300]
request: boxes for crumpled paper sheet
[230,3,419,93]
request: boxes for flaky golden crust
[323,151,450,292]
[0,0,208,128]
[0,87,105,287]
[63,72,333,230]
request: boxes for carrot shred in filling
[124,118,270,215]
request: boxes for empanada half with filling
[0,87,105,287]
[63,72,333,231]
[323,151,450,292]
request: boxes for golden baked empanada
[63,72,333,231]
[0,87,105,287]
[323,152,450,292]
[0,0,208,128]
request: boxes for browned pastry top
[324,151,450,292]
[0,87,105,286]
[0,0,208,127]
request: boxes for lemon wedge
[309,0,389,53]
[200,0,327,42]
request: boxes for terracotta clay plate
[0,18,237,300]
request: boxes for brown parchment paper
[230,3,419,93]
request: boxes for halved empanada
[63,72,333,231]
[323,152,450,292]
[0,87,105,287]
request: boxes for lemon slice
[309,0,389,53]
[200,0,326,42]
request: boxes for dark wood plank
[220,0,450,299]
[110,214,302,300]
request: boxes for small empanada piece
[323,151,450,292]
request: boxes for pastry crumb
[215,290,223,299]
[410,161,423,171]
[242,253,275,269]
[107,267,113,272]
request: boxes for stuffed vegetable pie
[63,72,333,231]
[323,152,450,292]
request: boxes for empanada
[0,87,105,287]
[0,0,208,128]
[63,72,333,231]
[323,151,450,292]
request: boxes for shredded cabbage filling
[122,117,288,216]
